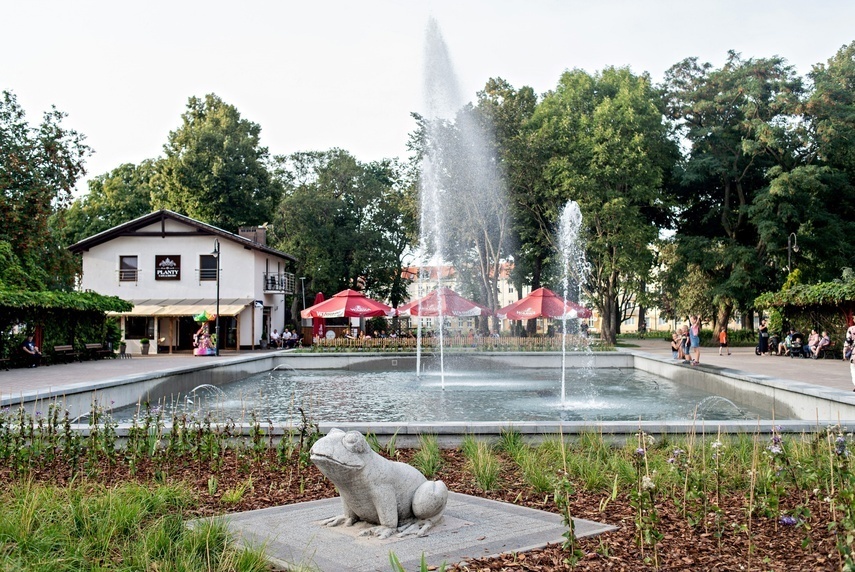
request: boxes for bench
[51,344,80,364]
[818,342,840,360]
[84,343,113,360]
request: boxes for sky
[4,0,854,195]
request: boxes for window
[119,256,138,282]
[125,317,153,339]
[623,316,635,325]
[199,254,217,281]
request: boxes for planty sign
[155,255,181,280]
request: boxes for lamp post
[212,238,221,356]
[299,276,307,313]
[787,232,799,273]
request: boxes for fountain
[557,201,589,404]
[415,19,509,392]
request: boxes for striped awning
[107,299,252,317]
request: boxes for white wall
[79,218,292,349]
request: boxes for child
[718,328,731,356]
[671,332,680,359]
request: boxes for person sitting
[807,329,821,357]
[778,329,794,356]
[270,329,281,349]
[812,330,831,359]
[21,335,42,368]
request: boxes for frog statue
[310,428,448,539]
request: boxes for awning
[107,299,252,317]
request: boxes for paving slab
[202,492,616,571]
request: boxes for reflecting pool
[112,367,770,423]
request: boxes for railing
[309,335,605,352]
[198,268,217,281]
[118,269,139,282]
[263,272,295,294]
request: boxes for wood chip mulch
[0,448,844,571]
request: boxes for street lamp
[299,276,307,311]
[212,238,221,356]
[787,232,799,273]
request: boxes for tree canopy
[152,94,282,232]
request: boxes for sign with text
[155,255,181,280]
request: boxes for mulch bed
[1,448,841,571]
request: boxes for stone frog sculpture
[310,428,448,539]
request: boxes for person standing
[718,328,731,356]
[850,350,855,392]
[758,319,770,356]
[689,315,701,365]
[21,335,42,367]
[671,332,680,359]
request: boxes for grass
[411,434,442,478]
[0,480,268,571]
[462,439,501,491]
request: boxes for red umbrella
[311,292,326,339]
[300,289,395,319]
[496,287,592,320]
[398,287,492,317]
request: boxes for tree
[273,150,417,311]
[661,52,804,333]
[530,68,677,344]
[153,94,282,231]
[60,160,157,245]
[0,91,89,291]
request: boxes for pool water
[113,367,770,423]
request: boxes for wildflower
[641,475,655,491]
[779,515,798,526]
[635,447,646,458]
[711,441,723,449]
[672,448,685,457]
[767,444,783,455]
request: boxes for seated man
[812,330,831,358]
[270,329,281,348]
[21,335,42,368]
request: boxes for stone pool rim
[4,349,855,437]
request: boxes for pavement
[198,492,616,572]
[623,338,855,393]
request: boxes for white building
[69,210,297,354]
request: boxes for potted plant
[119,339,127,355]
[140,338,150,355]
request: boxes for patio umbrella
[300,289,395,319]
[398,287,492,317]
[496,287,592,320]
[311,292,326,339]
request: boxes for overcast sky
[4,0,854,195]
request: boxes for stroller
[789,333,808,358]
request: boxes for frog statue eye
[343,431,367,453]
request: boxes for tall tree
[273,150,416,309]
[60,160,157,245]
[153,94,282,231]
[661,51,806,331]
[0,91,89,290]
[529,68,677,344]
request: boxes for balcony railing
[263,272,295,294]
[118,269,139,282]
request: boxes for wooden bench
[52,344,80,364]
[84,343,113,360]
[818,342,840,360]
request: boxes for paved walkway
[2,343,853,402]
[624,338,854,392]
[0,350,282,402]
